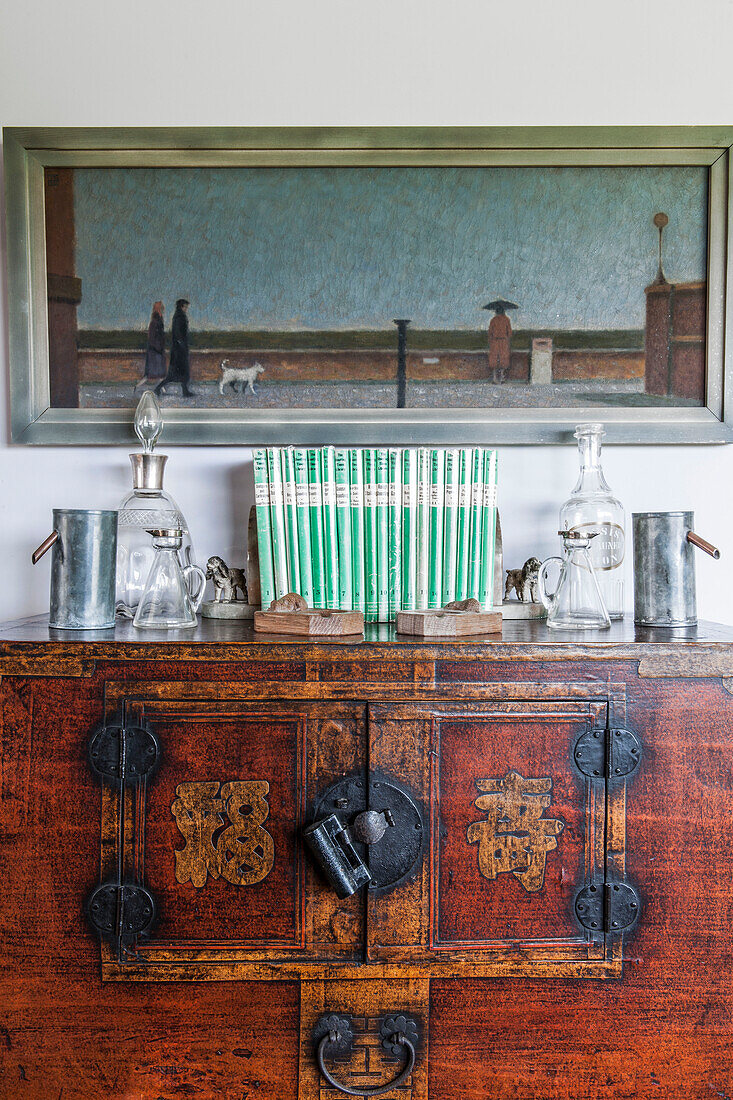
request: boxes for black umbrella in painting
[482,299,519,313]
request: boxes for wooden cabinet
[2,618,733,1098]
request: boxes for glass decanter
[133,529,206,629]
[539,531,611,631]
[116,393,195,618]
[559,423,625,619]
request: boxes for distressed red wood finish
[1,616,733,1099]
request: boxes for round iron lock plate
[313,772,425,894]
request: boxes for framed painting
[4,126,733,444]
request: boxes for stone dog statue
[205,556,248,603]
[505,557,542,603]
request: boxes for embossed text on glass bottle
[559,424,625,619]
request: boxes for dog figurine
[206,556,248,603]
[505,557,542,603]
[219,359,265,396]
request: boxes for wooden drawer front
[368,699,632,978]
[96,689,366,978]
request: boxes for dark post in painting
[394,319,411,408]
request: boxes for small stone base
[501,600,547,620]
[201,601,257,620]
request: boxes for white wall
[1,0,731,624]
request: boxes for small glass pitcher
[538,530,611,631]
[133,529,206,629]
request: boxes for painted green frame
[4,126,733,445]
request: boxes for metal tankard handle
[32,530,59,564]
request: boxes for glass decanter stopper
[116,393,195,618]
[538,531,611,631]
[559,423,625,619]
[135,390,164,453]
[133,529,206,630]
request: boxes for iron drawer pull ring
[315,1013,418,1098]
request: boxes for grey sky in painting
[73,165,708,332]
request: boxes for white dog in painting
[218,359,265,396]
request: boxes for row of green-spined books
[254,447,498,622]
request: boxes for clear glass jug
[538,531,611,631]
[133,529,206,630]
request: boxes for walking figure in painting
[156,298,196,398]
[135,301,166,392]
[483,298,518,384]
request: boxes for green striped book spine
[401,449,418,611]
[307,448,326,608]
[416,447,430,609]
[349,449,366,616]
[363,449,378,622]
[282,446,301,595]
[334,448,353,610]
[388,448,402,619]
[253,448,275,609]
[267,447,289,599]
[442,447,459,605]
[428,449,445,608]
[293,448,313,606]
[375,448,389,621]
[321,446,340,608]
[467,447,484,601]
[478,449,499,610]
[455,448,472,601]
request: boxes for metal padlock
[303,813,372,898]
[304,772,425,899]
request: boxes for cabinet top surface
[1,614,733,663]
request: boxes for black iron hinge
[574,879,641,935]
[85,711,160,951]
[573,725,642,780]
[85,881,156,947]
[88,715,160,784]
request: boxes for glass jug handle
[538,556,563,612]
[183,564,207,612]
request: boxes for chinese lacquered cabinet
[1,617,733,1099]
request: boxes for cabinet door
[367,699,634,979]
[91,686,366,979]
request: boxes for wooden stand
[254,608,365,636]
[396,608,502,637]
[201,600,256,620]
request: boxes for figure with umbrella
[482,298,518,384]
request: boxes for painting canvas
[43,163,709,414]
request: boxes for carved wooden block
[255,608,365,635]
[396,608,502,636]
